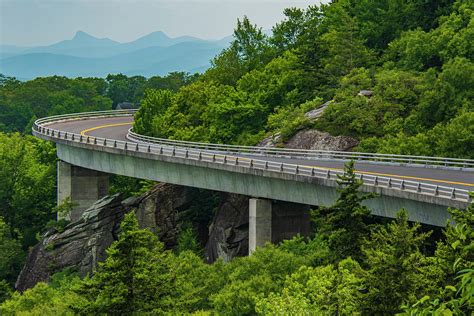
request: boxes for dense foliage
[0,72,196,133]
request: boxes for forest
[0,0,473,314]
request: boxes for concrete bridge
[32,110,473,252]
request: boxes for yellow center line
[302,164,474,187]
[80,122,133,136]
[79,122,473,188]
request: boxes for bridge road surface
[45,116,474,192]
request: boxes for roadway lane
[46,116,133,141]
[46,116,474,191]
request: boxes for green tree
[0,134,56,247]
[313,160,375,262]
[361,210,443,314]
[210,245,308,315]
[402,200,474,315]
[75,211,175,314]
[271,7,306,52]
[0,272,83,314]
[0,218,24,290]
[133,89,174,135]
[256,258,364,315]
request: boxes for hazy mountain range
[0,31,233,80]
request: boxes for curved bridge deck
[34,111,474,227]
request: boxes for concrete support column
[249,198,272,254]
[57,161,109,222]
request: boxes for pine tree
[361,210,440,314]
[313,160,376,262]
[75,211,174,314]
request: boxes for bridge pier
[249,198,272,254]
[57,161,109,222]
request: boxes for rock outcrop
[285,129,359,151]
[16,194,126,291]
[16,183,198,291]
[205,193,250,263]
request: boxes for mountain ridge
[0,30,234,79]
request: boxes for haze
[0,0,322,47]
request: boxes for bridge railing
[34,110,474,170]
[34,109,138,126]
[128,129,474,170]
[32,111,472,204]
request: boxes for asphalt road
[46,116,474,191]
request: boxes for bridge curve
[33,110,473,227]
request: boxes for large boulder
[285,129,359,151]
[258,129,359,151]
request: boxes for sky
[0,0,323,47]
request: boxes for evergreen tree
[361,210,441,314]
[75,212,174,314]
[313,160,375,262]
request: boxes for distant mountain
[0,31,231,79]
[123,31,205,50]
[0,41,223,79]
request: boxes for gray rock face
[135,183,198,249]
[16,194,126,291]
[16,183,197,291]
[205,193,250,263]
[304,101,331,121]
[258,129,359,152]
[285,130,359,151]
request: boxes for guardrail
[34,109,138,126]
[32,110,472,204]
[128,130,474,170]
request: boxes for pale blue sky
[0,0,323,46]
